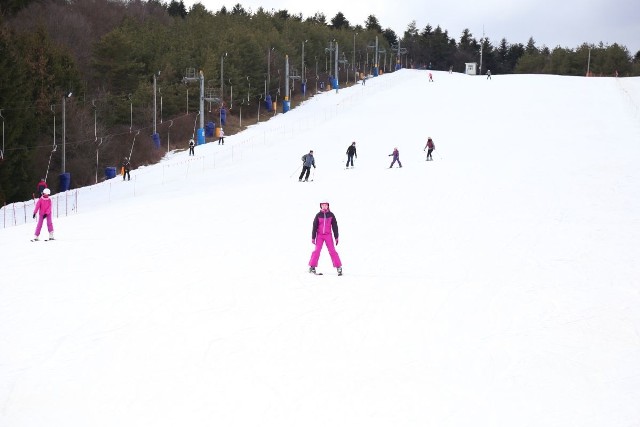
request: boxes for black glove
[33,213,36,219]
[313,165,316,168]
[43,214,47,219]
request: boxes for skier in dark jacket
[346,142,357,168]
[309,201,342,275]
[388,147,402,168]
[122,157,131,181]
[299,150,315,182]
[424,137,435,161]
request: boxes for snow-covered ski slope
[2,70,640,427]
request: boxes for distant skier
[308,201,342,276]
[346,142,357,168]
[424,137,435,161]
[188,138,195,156]
[218,128,225,145]
[122,157,131,181]
[299,150,315,182]
[36,178,48,196]
[486,69,492,80]
[32,188,54,241]
[388,147,402,168]
[428,72,434,82]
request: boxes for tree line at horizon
[1,0,638,204]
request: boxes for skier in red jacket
[36,178,48,196]
[424,137,435,161]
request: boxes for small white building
[465,62,477,75]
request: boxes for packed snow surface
[2,69,640,426]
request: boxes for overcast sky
[184,0,639,54]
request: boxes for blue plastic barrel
[283,100,290,113]
[265,95,273,112]
[152,132,161,149]
[373,67,379,77]
[59,172,71,192]
[331,78,339,90]
[220,108,227,126]
[197,128,205,145]
[105,167,117,180]
[301,83,306,95]
[206,122,215,137]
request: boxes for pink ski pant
[309,234,342,268]
[35,214,53,236]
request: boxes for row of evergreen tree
[1,0,638,204]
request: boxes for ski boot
[49,232,55,240]
[337,267,343,276]
[309,266,316,274]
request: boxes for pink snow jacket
[312,209,339,239]
[34,195,52,217]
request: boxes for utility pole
[62,92,72,174]
[153,72,159,134]
[0,109,4,160]
[267,47,273,96]
[221,52,227,104]
[479,26,485,76]
[335,42,339,90]
[353,32,358,76]
[182,68,205,143]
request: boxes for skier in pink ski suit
[33,188,54,240]
[308,202,342,275]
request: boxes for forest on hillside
[1,0,638,204]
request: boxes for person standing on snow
[346,142,357,168]
[188,138,195,156]
[388,147,402,168]
[122,157,131,181]
[299,150,316,182]
[424,137,435,161]
[486,69,492,80]
[32,188,54,241]
[428,72,434,82]
[309,201,342,276]
[218,128,225,145]
[36,178,48,196]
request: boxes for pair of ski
[31,238,54,242]
[309,269,342,276]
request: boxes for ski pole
[289,164,301,178]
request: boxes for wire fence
[1,75,394,230]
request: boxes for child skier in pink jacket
[309,201,342,276]
[32,188,54,241]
